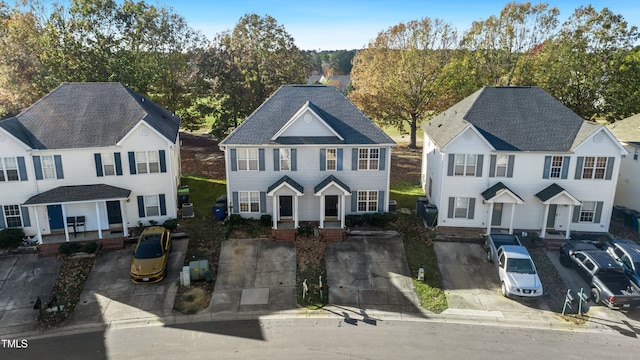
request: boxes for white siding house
[0,82,181,243]
[219,85,395,231]
[608,114,640,212]
[421,86,626,239]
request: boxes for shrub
[227,214,244,227]
[58,242,81,256]
[345,215,363,227]
[0,228,25,248]
[82,242,99,254]
[260,214,272,227]
[163,219,179,231]
[297,224,315,237]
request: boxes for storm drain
[240,288,270,305]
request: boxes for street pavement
[2,234,640,340]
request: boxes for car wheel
[487,249,493,262]
[501,282,509,298]
[591,288,601,304]
[559,253,570,267]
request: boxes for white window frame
[0,157,19,182]
[280,148,291,171]
[358,148,379,170]
[326,148,337,171]
[144,195,160,217]
[357,190,378,212]
[495,154,508,177]
[239,191,260,213]
[454,154,477,176]
[41,155,57,179]
[102,153,116,176]
[549,156,563,178]
[238,148,258,171]
[136,151,159,174]
[454,197,470,219]
[3,205,22,228]
[579,201,596,222]
[581,156,607,179]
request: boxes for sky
[156,0,640,50]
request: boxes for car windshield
[506,258,536,274]
[134,234,163,259]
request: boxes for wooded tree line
[1,1,639,148]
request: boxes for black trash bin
[213,203,227,221]
[388,200,397,213]
[178,186,190,207]
[424,204,438,227]
[416,197,429,217]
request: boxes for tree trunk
[409,115,418,149]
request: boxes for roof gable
[0,82,180,150]
[220,85,395,146]
[423,86,591,152]
[271,102,343,140]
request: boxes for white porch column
[33,207,43,244]
[319,195,325,229]
[509,203,516,235]
[294,195,299,229]
[120,200,129,237]
[541,204,549,238]
[272,196,277,229]
[95,202,103,239]
[340,194,346,228]
[566,205,573,240]
[486,202,494,236]
[61,205,70,242]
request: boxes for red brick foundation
[320,228,345,242]
[272,229,297,242]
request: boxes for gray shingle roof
[220,85,395,146]
[481,182,523,202]
[422,86,600,152]
[0,82,180,149]
[23,184,131,205]
[314,175,351,194]
[608,113,640,145]
[267,176,304,194]
[535,183,566,202]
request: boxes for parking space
[325,233,421,311]
[0,255,63,336]
[64,238,187,327]
[210,238,297,313]
[435,242,551,316]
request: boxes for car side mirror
[568,249,575,257]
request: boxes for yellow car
[130,226,172,283]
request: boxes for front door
[491,203,503,227]
[546,204,557,228]
[47,204,64,230]
[279,196,292,218]
[325,196,338,217]
[106,200,123,225]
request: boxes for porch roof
[23,184,131,205]
[535,183,580,204]
[267,175,304,195]
[481,182,524,203]
[314,175,351,195]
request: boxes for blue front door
[47,205,64,230]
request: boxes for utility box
[416,197,429,217]
[189,260,209,281]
